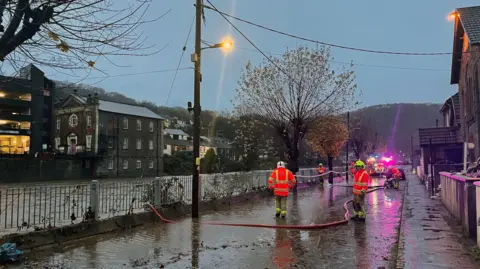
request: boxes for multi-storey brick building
[54,91,164,177]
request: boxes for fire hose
[147,186,384,230]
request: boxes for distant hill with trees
[350,103,443,153]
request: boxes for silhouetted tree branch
[0,0,168,71]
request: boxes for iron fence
[0,168,318,235]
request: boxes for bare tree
[233,46,357,177]
[0,0,167,72]
[349,116,382,159]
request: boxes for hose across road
[147,186,385,230]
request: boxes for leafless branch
[0,0,169,70]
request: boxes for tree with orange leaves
[308,115,348,183]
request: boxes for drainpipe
[464,141,468,173]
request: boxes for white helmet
[277,161,285,168]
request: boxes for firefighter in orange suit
[317,163,326,183]
[272,229,296,268]
[390,166,402,189]
[317,163,326,174]
[352,160,370,220]
[268,161,296,218]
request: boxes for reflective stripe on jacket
[353,169,369,195]
[268,167,296,197]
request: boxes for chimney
[93,92,99,105]
[73,89,78,94]
[87,93,92,104]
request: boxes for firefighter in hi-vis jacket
[268,161,297,218]
[352,160,370,220]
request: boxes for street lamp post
[190,1,233,218]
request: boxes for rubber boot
[281,210,287,219]
[275,208,281,217]
[351,211,358,220]
[358,210,366,221]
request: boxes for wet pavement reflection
[17,178,405,269]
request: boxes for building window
[149,140,154,150]
[54,137,60,150]
[68,114,78,127]
[123,137,128,149]
[149,160,154,169]
[108,159,114,170]
[149,121,154,132]
[108,137,113,148]
[136,119,142,131]
[123,159,128,170]
[164,144,167,150]
[86,115,92,127]
[123,117,128,129]
[86,135,92,149]
[136,160,142,169]
[136,139,142,150]
[56,119,60,130]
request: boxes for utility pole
[192,0,202,218]
[345,111,350,183]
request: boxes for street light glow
[220,36,234,53]
[448,11,457,21]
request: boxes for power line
[165,16,195,105]
[76,67,193,81]
[232,45,451,72]
[204,5,455,56]
[205,0,351,109]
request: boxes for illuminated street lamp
[448,11,458,21]
[201,37,234,52]
[190,31,235,218]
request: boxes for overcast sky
[40,0,479,111]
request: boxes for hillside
[53,82,442,152]
[351,103,443,152]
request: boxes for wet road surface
[397,176,480,269]
[17,178,406,269]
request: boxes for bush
[163,153,191,175]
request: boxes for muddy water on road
[18,179,403,269]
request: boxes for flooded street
[17,178,404,269]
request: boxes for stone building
[54,91,164,177]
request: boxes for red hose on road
[148,187,384,230]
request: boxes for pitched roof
[68,95,163,119]
[439,93,460,125]
[451,6,480,84]
[418,127,461,146]
[96,99,163,119]
[457,6,480,44]
[164,129,189,136]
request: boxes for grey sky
[44,0,478,111]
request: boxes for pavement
[12,174,480,269]
[396,175,480,269]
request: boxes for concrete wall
[440,172,480,241]
[475,181,480,247]
[0,157,93,182]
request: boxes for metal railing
[0,168,320,235]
